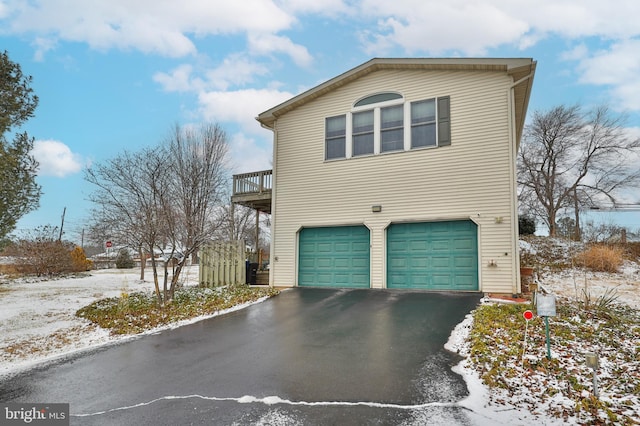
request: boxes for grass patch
[468,299,640,424]
[76,285,279,335]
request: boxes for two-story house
[235,58,536,294]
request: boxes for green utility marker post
[536,293,557,360]
[545,316,551,360]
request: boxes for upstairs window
[411,99,436,148]
[325,115,346,160]
[381,105,404,152]
[324,94,451,161]
[352,110,374,156]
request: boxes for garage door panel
[352,257,369,268]
[352,241,369,252]
[299,226,370,288]
[453,237,474,250]
[455,256,475,268]
[387,220,478,291]
[409,240,428,250]
[431,240,449,251]
[389,257,407,269]
[412,274,428,286]
[317,243,333,252]
[410,257,428,268]
[431,256,451,268]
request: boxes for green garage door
[387,220,478,290]
[298,226,370,288]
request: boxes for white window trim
[329,96,444,161]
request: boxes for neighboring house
[235,58,536,294]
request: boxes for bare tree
[216,204,256,242]
[85,123,229,304]
[161,123,229,299]
[518,104,640,238]
[86,147,172,303]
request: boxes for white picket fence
[199,241,245,287]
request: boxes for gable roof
[257,57,536,142]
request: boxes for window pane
[353,133,374,156]
[326,137,346,159]
[411,99,435,124]
[411,123,436,148]
[326,115,346,138]
[325,115,346,160]
[381,105,403,129]
[354,92,402,107]
[437,96,451,146]
[381,128,404,152]
[353,110,373,133]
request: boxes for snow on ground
[542,261,640,309]
[0,266,200,377]
[1,245,638,424]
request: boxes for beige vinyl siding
[270,69,519,293]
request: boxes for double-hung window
[352,110,374,156]
[411,99,436,148]
[381,105,404,152]
[325,115,346,160]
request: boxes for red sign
[105,241,112,248]
[523,310,534,321]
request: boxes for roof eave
[256,57,537,129]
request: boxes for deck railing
[233,169,273,195]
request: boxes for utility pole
[58,207,66,242]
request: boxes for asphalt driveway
[0,288,483,425]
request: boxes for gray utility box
[537,293,557,317]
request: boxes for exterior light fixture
[372,205,382,213]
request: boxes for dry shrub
[0,263,18,275]
[622,242,640,261]
[578,245,624,273]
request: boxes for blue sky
[1,0,639,241]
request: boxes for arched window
[354,92,403,108]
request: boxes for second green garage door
[387,220,478,290]
[298,226,370,288]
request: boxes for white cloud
[153,64,201,92]
[248,33,313,67]
[198,88,293,134]
[358,0,640,55]
[31,37,57,62]
[361,2,530,55]
[205,55,271,90]
[31,140,84,177]
[278,0,353,16]
[0,1,9,19]
[574,39,640,111]
[154,56,272,93]
[228,132,273,174]
[2,0,295,58]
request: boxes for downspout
[262,120,277,287]
[508,72,533,295]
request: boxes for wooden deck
[231,169,272,213]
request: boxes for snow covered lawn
[0,266,199,376]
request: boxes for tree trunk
[548,208,557,237]
[573,188,581,241]
[139,246,145,280]
[150,255,162,305]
